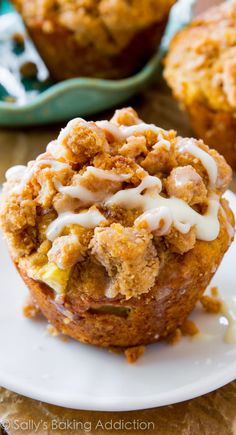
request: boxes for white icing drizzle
[221,297,236,344]
[12,159,69,194]
[46,209,106,241]
[96,121,170,151]
[153,138,171,151]
[47,140,59,154]
[96,121,125,142]
[55,166,131,205]
[135,206,172,235]
[177,139,218,187]
[120,123,163,139]
[173,220,191,234]
[5,115,225,251]
[10,117,221,245]
[58,117,87,142]
[86,166,131,182]
[55,180,104,204]
[106,176,220,241]
[47,170,220,242]
[5,165,27,181]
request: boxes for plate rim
[0,14,163,113]
[1,360,236,411]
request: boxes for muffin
[164,0,236,169]
[12,0,175,80]
[0,108,234,349]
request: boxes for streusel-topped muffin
[164,0,236,169]
[0,108,234,349]
[13,0,175,80]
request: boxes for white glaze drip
[10,159,69,194]
[55,166,131,205]
[55,181,105,204]
[46,209,106,241]
[96,121,125,142]
[30,117,223,244]
[13,159,69,194]
[48,173,220,242]
[135,206,172,235]
[177,139,218,187]
[153,138,171,151]
[47,140,59,153]
[120,123,163,139]
[5,165,27,181]
[173,220,191,234]
[86,166,131,182]
[106,176,220,241]
[58,117,86,142]
[221,297,236,344]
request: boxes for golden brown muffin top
[164,0,236,112]
[13,0,175,54]
[0,108,233,301]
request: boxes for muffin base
[24,20,167,81]
[187,102,236,170]
[16,206,234,348]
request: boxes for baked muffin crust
[164,1,236,112]
[164,1,236,168]
[14,0,175,54]
[1,108,234,348]
[13,0,175,79]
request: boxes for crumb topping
[0,107,233,300]
[164,0,236,112]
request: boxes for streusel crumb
[180,319,199,336]
[200,295,222,314]
[124,346,145,364]
[23,297,41,319]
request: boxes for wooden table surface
[1,1,236,433]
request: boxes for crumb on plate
[124,346,145,364]
[166,328,182,345]
[46,323,60,337]
[23,296,41,319]
[200,294,222,313]
[180,319,199,336]
[211,286,219,297]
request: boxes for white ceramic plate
[0,191,236,412]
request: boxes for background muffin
[0,108,234,349]
[164,0,236,169]
[13,0,175,80]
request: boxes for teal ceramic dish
[0,0,195,126]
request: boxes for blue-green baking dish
[0,0,195,126]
